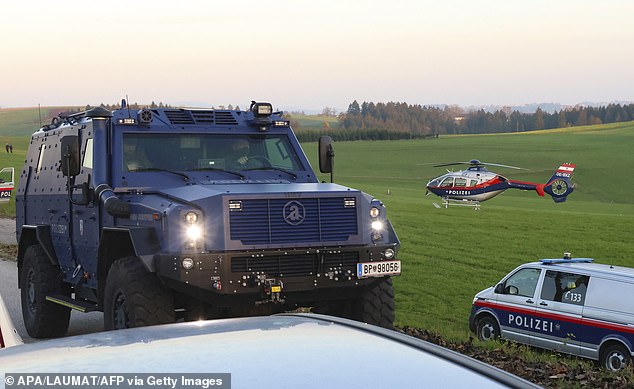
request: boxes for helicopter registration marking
[357,260,401,278]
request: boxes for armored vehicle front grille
[229,198,358,245]
[231,252,358,277]
[165,109,195,125]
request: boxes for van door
[494,267,543,346]
[535,270,589,355]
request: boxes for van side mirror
[60,136,80,177]
[494,284,504,294]
[318,136,334,176]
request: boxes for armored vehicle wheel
[352,278,395,329]
[600,343,631,371]
[315,278,395,329]
[104,257,175,330]
[20,244,71,338]
[476,316,500,341]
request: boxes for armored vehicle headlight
[370,207,380,218]
[371,221,384,231]
[182,257,195,270]
[186,225,202,241]
[185,211,198,224]
[383,248,395,259]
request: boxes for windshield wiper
[130,168,191,181]
[242,167,298,180]
[190,167,247,180]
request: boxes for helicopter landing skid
[437,197,481,210]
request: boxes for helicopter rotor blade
[432,162,473,168]
[432,160,526,170]
[479,162,525,170]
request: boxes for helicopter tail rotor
[543,163,576,203]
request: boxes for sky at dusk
[1,0,632,112]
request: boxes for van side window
[502,268,541,297]
[540,271,589,306]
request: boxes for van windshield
[123,133,305,174]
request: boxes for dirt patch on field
[400,326,633,388]
[0,243,17,260]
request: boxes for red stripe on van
[475,300,634,334]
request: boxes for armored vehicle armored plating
[15,101,400,337]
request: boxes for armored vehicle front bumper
[155,244,399,303]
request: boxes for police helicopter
[425,160,575,209]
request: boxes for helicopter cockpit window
[439,177,454,187]
[454,178,467,187]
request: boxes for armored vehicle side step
[46,295,99,313]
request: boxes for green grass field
[302,121,634,341]
[290,113,340,130]
[3,107,634,358]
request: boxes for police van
[469,254,634,371]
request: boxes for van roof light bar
[540,258,594,265]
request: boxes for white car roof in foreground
[0,313,536,389]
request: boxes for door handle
[540,302,548,306]
[526,299,534,304]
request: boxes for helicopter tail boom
[543,163,576,203]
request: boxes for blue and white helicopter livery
[425,160,576,209]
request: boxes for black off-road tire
[20,244,71,338]
[476,315,500,342]
[313,278,395,329]
[353,278,395,329]
[104,257,175,330]
[600,343,631,372]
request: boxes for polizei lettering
[447,190,472,195]
[508,313,554,333]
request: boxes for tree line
[334,100,634,137]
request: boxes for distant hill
[0,106,81,136]
[288,113,340,131]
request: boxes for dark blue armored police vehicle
[15,101,400,337]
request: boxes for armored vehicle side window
[540,270,589,306]
[83,139,93,169]
[502,268,541,297]
[36,144,46,174]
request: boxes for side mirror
[494,284,504,294]
[60,136,80,177]
[318,136,334,174]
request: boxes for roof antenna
[124,95,131,118]
[38,104,42,128]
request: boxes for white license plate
[357,260,401,279]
